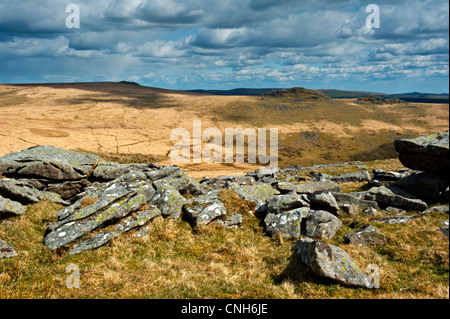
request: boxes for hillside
[0,82,448,178]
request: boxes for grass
[1,180,448,299]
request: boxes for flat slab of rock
[294,238,370,288]
[310,192,340,216]
[330,171,371,183]
[114,206,161,233]
[200,175,255,190]
[365,186,428,211]
[277,181,342,195]
[344,225,388,246]
[394,131,449,173]
[0,195,26,219]
[69,231,119,255]
[0,146,100,180]
[332,193,379,210]
[266,194,310,215]
[370,215,422,224]
[0,240,17,258]
[226,183,280,205]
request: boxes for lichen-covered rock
[394,131,449,173]
[200,175,255,190]
[153,172,206,196]
[69,231,119,255]
[266,194,310,215]
[0,146,100,180]
[0,240,18,258]
[310,192,340,216]
[294,238,370,288]
[216,214,243,228]
[0,195,26,219]
[114,205,161,233]
[226,183,280,205]
[304,210,342,240]
[150,184,186,220]
[365,186,428,211]
[370,215,422,224]
[0,178,69,206]
[332,192,378,210]
[330,171,371,183]
[183,191,227,226]
[344,225,388,246]
[92,162,159,181]
[264,207,309,240]
[277,181,342,195]
[44,180,155,249]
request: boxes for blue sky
[0,0,448,93]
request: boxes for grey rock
[277,181,342,195]
[216,214,243,228]
[370,215,422,224]
[266,194,310,215]
[44,180,155,249]
[0,195,26,219]
[294,238,370,288]
[373,169,407,181]
[330,171,371,183]
[344,225,388,246]
[200,175,255,190]
[342,204,360,216]
[114,205,161,233]
[395,131,449,173]
[183,192,227,226]
[150,184,186,220]
[392,172,449,204]
[69,231,119,255]
[0,146,100,180]
[310,192,340,216]
[332,192,379,210]
[363,207,378,217]
[46,179,91,201]
[92,162,158,181]
[422,205,449,215]
[226,183,280,205]
[153,172,206,196]
[365,186,428,211]
[304,210,342,240]
[264,207,309,240]
[0,240,17,258]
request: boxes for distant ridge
[189,87,449,103]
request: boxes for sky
[0,0,448,93]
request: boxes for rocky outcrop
[364,186,428,211]
[394,131,449,173]
[344,225,388,246]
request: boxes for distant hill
[189,87,449,103]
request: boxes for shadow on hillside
[10,82,203,109]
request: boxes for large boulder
[266,194,310,215]
[264,207,309,240]
[365,186,428,211]
[0,146,100,180]
[226,183,280,206]
[183,191,227,227]
[394,131,449,173]
[391,172,449,204]
[294,238,371,288]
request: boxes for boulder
[304,210,342,240]
[344,225,388,246]
[294,238,370,288]
[0,178,69,205]
[92,162,160,181]
[152,172,206,196]
[373,169,408,181]
[276,181,342,195]
[0,146,100,180]
[216,214,243,228]
[0,195,26,219]
[391,172,449,204]
[226,183,280,206]
[330,171,371,183]
[332,192,379,210]
[183,191,227,227]
[264,207,309,240]
[150,184,186,220]
[200,175,255,190]
[310,192,340,216]
[394,131,449,173]
[266,194,310,215]
[365,186,428,211]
